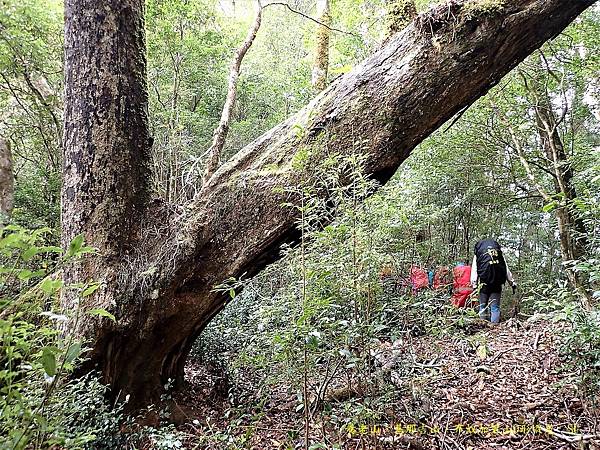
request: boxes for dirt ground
[174,315,599,449]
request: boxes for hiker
[451,262,474,307]
[470,239,517,323]
[380,262,399,293]
[379,263,394,281]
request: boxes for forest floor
[173,315,599,450]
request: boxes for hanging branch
[202,0,263,184]
[265,2,358,37]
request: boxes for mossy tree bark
[62,0,152,394]
[387,0,417,36]
[311,0,331,91]
[61,0,596,408]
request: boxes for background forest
[0,0,599,448]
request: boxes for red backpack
[451,265,474,307]
[410,265,429,292]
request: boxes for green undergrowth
[0,226,180,449]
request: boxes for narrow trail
[176,316,599,449]
[391,316,599,449]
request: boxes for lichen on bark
[387,0,417,35]
[312,0,331,91]
[463,0,506,17]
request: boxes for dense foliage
[0,226,126,449]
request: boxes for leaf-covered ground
[387,316,598,449]
[174,316,599,449]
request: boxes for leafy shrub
[12,169,61,231]
[0,225,123,449]
[562,309,600,401]
[526,282,600,405]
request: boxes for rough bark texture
[311,0,330,91]
[387,0,417,36]
[62,0,151,326]
[0,138,14,221]
[61,0,596,408]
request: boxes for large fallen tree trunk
[62,0,596,408]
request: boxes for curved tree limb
[202,0,263,184]
[199,0,357,187]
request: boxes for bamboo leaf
[41,347,56,376]
[87,308,116,322]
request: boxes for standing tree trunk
[0,138,14,221]
[61,0,596,409]
[503,66,592,307]
[528,73,592,306]
[311,0,330,92]
[61,0,152,362]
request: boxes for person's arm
[505,259,515,286]
[470,255,478,287]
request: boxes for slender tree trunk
[166,55,181,203]
[61,0,596,409]
[529,78,592,306]
[22,72,63,151]
[311,0,330,92]
[0,138,14,221]
[508,66,592,307]
[203,0,262,184]
[535,98,588,257]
